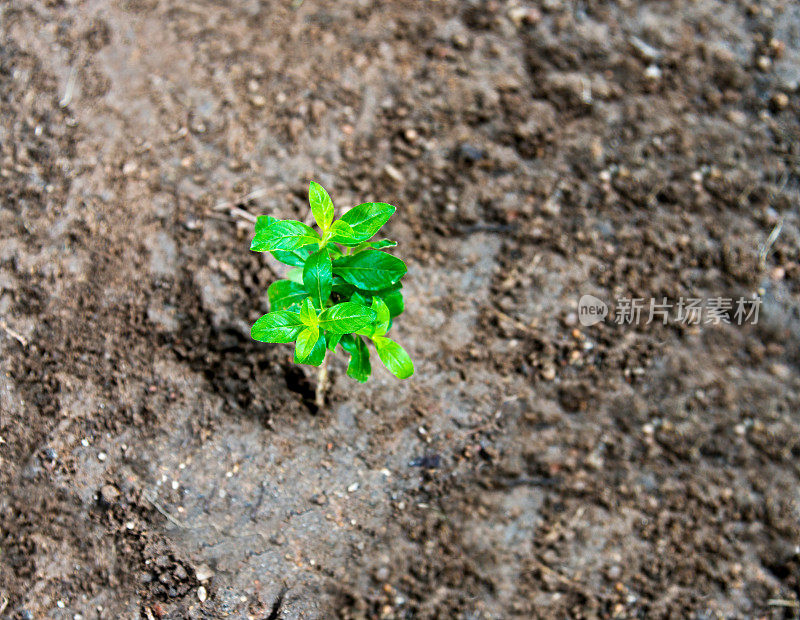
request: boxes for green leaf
[382,289,405,318]
[271,244,315,267]
[332,276,355,297]
[371,297,391,337]
[294,332,326,366]
[356,238,397,251]
[341,334,371,383]
[328,220,361,247]
[358,281,401,296]
[286,267,304,284]
[326,244,344,259]
[255,215,277,235]
[251,310,305,343]
[333,250,407,290]
[303,248,333,309]
[355,297,390,337]
[251,220,320,252]
[318,302,376,334]
[372,336,414,379]
[309,181,334,231]
[350,290,370,306]
[299,297,318,327]
[295,325,319,361]
[267,280,307,311]
[325,331,342,351]
[340,202,396,242]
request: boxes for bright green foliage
[250,181,414,381]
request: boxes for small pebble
[97,452,107,462]
[347,482,359,493]
[451,33,469,49]
[508,7,541,26]
[771,92,789,110]
[458,143,484,163]
[194,564,214,582]
[644,65,661,80]
[769,363,791,380]
[99,484,120,505]
[726,110,747,127]
[383,164,404,183]
[757,55,771,71]
[197,585,207,602]
[769,38,785,58]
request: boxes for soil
[2,0,800,618]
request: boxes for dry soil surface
[2,0,800,618]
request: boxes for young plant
[249,181,414,393]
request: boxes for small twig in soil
[0,319,28,347]
[229,206,258,223]
[0,594,8,615]
[758,217,783,271]
[250,481,267,523]
[768,598,800,608]
[59,64,78,108]
[533,558,582,588]
[492,476,561,489]
[315,356,329,409]
[213,188,266,223]
[213,187,266,211]
[143,491,188,529]
[491,307,536,334]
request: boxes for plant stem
[315,355,329,409]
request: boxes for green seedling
[250,181,413,403]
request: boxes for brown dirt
[2,0,800,618]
